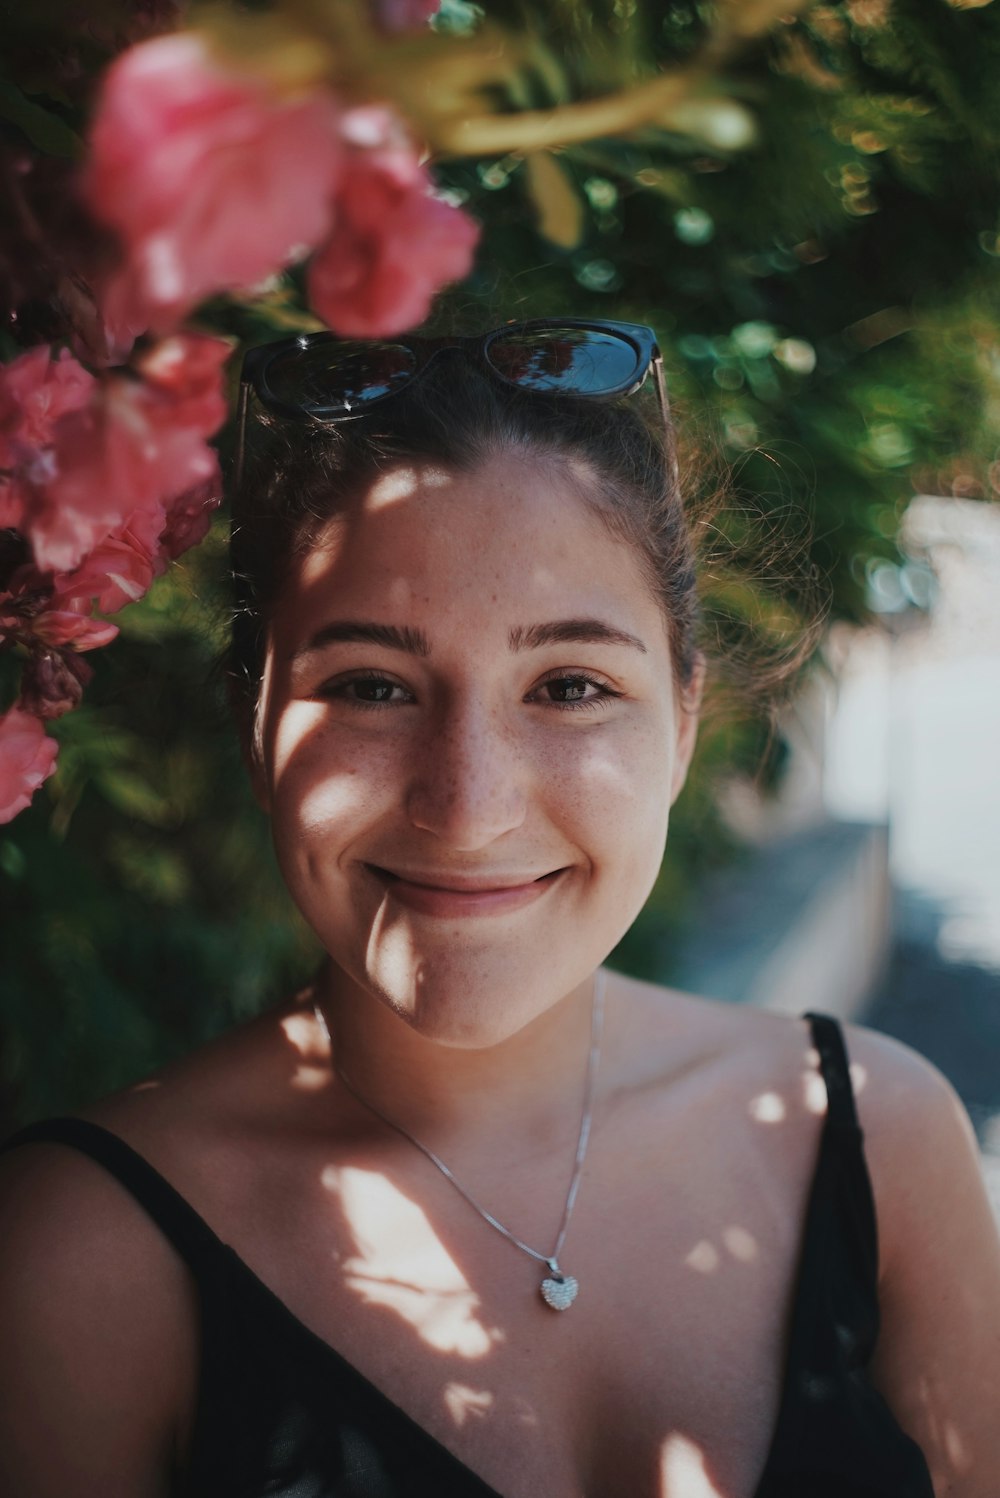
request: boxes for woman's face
[255,452,701,1047]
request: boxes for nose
[405,696,528,849]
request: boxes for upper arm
[0,1142,199,1498]
[851,1027,1000,1498]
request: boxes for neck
[312,965,604,1158]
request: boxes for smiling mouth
[364,864,567,916]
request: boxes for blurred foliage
[3,0,1000,1127]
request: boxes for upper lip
[368,865,563,891]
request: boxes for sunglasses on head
[234,318,668,490]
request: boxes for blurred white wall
[823,495,1000,974]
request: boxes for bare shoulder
[606,968,824,1101]
[610,966,974,1133]
[77,991,321,1149]
[606,971,989,1216]
[0,1134,198,1496]
[832,1022,992,1273]
[0,998,316,1497]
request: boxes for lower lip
[369,867,565,918]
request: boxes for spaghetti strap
[0,1115,227,1268]
[803,1011,860,1132]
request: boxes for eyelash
[316,670,623,714]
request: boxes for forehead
[273,453,670,649]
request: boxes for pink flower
[25,607,119,650]
[136,332,230,433]
[307,111,479,336]
[84,31,344,329]
[50,528,156,617]
[0,346,95,471]
[0,705,59,823]
[88,263,155,365]
[159,471,221,561]
[373,0,440,31]
[0,479,26,531]
[0,562,120,649]
[22,333,229,574]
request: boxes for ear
[669,652,706,805]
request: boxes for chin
[389,985,539,1050]
[357,952,581,1051]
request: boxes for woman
[1,321,998,1498]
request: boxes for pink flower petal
[25,335,228,574]
[28,608,120,650]
[84,32,344,329]
[0,346,95,469]
[159,468,222,562]
[308,148,479,337]
[0,705,59,823]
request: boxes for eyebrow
[293,616,647,661]
[294,622,431,660]
[507,619,648,654]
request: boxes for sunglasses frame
[234,318,668,492]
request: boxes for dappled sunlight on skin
[659,1433,727,1498]
[363,466,443,512]
[684,1225,759,1275]
[912,1374,974,1490]
[685,1240,720,1274]
[721,1226,759,1263]
[362,888,424,1020]
[280,1010,333,1092]
[747,1036,870,1133]
[328,1165,502,1357]
[443,1382,495,1428]
[801,1053,869,1115]
[287,757,370,832]
[803,1054,829,1116]
[943,1420,972,1475]
[748,1090,786,1124]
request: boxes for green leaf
[92,767,178,828]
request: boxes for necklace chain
[312,971,606,1302]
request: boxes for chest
[186,1107,817,1498]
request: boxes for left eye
[532,675,618,708]
[545,676,593,702]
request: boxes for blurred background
[2,0,999,1201]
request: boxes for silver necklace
[312,970,606,1312]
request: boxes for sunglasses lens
[487,327,642,394]
[264,340,417,415]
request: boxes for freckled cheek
[545,722,673,857]
[267,706,400,843]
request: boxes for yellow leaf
[524,151,585,249]
[195,6,336,92]
[716,0,814,40]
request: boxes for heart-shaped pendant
[540,1272,579,1311]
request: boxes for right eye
[318,673,414,708]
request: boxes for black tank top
[1,1013,934,1497]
